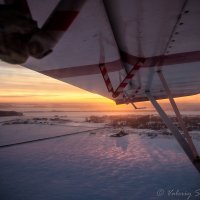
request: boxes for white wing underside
[23,0,200,103]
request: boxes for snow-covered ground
[0,114,200,200]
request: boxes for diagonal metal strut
[157,70,199,157]
[146,92,200,173]
[99,60,144,98]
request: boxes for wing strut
[157,70,199,157]
[130,103,146,110]
[145,71,200,173]
[99,59,145,98]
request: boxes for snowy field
[0,112,200,200]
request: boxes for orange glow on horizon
[0,61,199,111]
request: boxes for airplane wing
[2,0,200,104]
[1,0,200,172]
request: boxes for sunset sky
[0,60,199,111]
